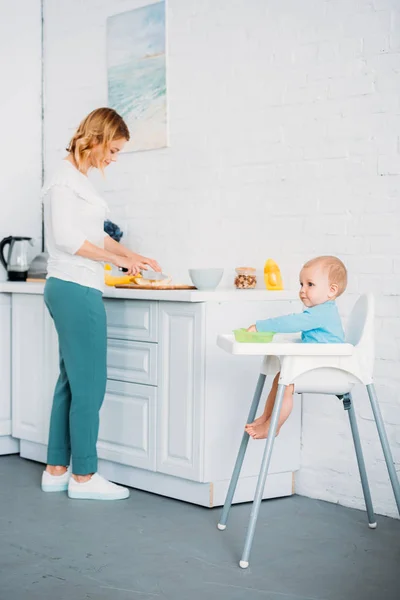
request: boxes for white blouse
[43,160,109,292]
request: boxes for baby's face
[299,265,337,308]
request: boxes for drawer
[107,339,157,386]
[98,380,156,471]
[105,299,158,342]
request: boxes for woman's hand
[131,253,161,273]
[115,253,162,276]
[247,324,257,332]
[116,256,148,276]
[104,237,162,275]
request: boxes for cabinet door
[12,294,58,444]
[105,299,158,342]
[97,380,156,470]
[107,339,158,385]
[0,294,11,437]
[157,302,205,481]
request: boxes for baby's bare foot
[244,413,268,433]
[248,419,281,440]
[251,413,269,426]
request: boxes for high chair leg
[217,373,266,531]
[366,384,400,515]
[239,383,286,569]
[343,393,376,528]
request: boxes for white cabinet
[0,293,19,455]
[99,299,159,469]
[11,294,57,445]
[156,302,205,481]
[98,380,156,471]
[0,294,11,438]
[102,300,208,483]
[11,295,161,470]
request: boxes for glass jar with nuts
[234,267,257,289]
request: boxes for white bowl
[188,268,224,290]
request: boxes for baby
[245,255,347,440]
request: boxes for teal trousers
[44,277,107,475]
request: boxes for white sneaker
[68,473,130,500]
[41,468,70,492]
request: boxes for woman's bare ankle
[72,473,93,483]
[46,465,67,476]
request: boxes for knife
[119,268,168,280]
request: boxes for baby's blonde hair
[303,255,347,297]
[66,107,130,172]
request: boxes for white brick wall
[43,0,400,517]
[0,0,42,277]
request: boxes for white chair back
[346,293,374,345]
[345,293,375,380]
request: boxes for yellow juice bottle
[264,259,283,290]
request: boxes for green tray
[233,329,274,343]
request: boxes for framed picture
[107,1,167,152]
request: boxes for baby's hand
[247,324,257,332]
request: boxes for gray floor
[0,456,399,600]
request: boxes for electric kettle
[0,236,34,281]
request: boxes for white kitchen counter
[0,281,297,302]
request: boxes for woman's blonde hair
[66,107,130,172]
[303,255,348,297]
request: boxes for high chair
[216,293,400,568]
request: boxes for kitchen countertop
[0,281,298,303]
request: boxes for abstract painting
[107,1,167,152]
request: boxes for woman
[41,107,160,500]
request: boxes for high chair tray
[217,334,354,356]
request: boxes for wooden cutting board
[115,283,197,290]
[27,278,47,282]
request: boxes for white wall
[43,0,400,517]
[0,0,42,276]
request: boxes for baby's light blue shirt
[256,300,345,343]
